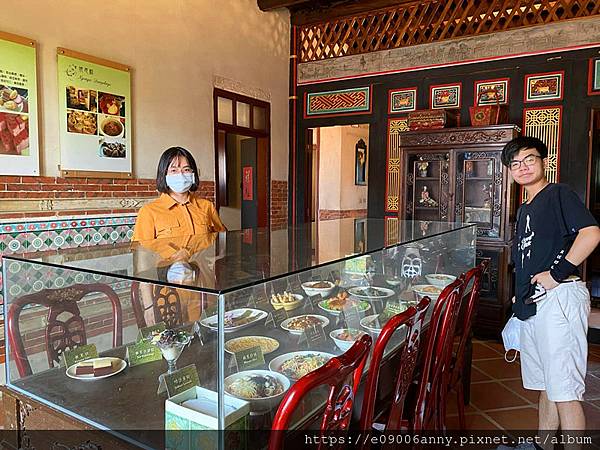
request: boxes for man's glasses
[509,154,542,171]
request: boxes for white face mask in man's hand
[167,261,195,283]
[166,173,195,194]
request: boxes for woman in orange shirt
[131,146,225,325]
[132,146,226,241]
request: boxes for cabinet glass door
[405,153,451,224]
[456,151,502,238]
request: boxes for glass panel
[3,222,476,446]
[217,96,233,125]
[407,154,450,223]
[236,102,250,128]
[462,158,494,226]
[253,106,266,130]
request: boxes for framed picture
[588,58,600,96]
[474,78,509,105]
[430,83,461,109]
[354,218,367,254]
[388,87,417,114]
[355,138,367,186]
[524,71,564,102]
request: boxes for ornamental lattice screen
[298,0,600,62]
[522,106,562,200]
[386,118,410,214]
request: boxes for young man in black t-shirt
[502,136,600,444]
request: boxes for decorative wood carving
[400,129,509,147]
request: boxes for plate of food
[317,293,370,316]
[224,336,280,355]
[329,328,367,352]
[66,357,127,380]
[425,274,457,288]
[280,314,329,335]
[412,284,443,300]
[348,286,396,302]
[99,116,124,138]
[269,351,335,380]
[224,369,290,412]
[200,308,268,333]
[360,306,409,334]
[301,280,336,297]
[270,291,304,311]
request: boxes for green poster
[0,32,39,175]
[57,48,132,174]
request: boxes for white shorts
[520,280,591,402]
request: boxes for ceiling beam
[257,0,314,11]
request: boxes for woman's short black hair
[156,146,199,193]
[501,136,548,167]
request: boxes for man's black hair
[501,136,548,167]
[156,146,199,193]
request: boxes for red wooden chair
[359,296,431,435]
[413,277,465,431]
[448,261,488,429]
[7,283,123,377]
[269,334,372,450]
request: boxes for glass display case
[2,219,475,449]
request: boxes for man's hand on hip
[531,270,559,290]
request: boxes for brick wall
[319,209,367,221]
[0,176,216,220]
[271,180,288,229]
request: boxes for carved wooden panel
[298,0,600,62]
[399,128,513,147]
[523,106,562,201]
[386,118,409,213]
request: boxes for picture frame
[524,71,564,102]
[355,138,367,186]
[474,78,509,105]
[388,87,417,114]
[354,218,367,254]
[430,83,462,109]
[588,57,600,96]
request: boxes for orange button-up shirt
[132,193,226,241]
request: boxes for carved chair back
[130,281,183,329]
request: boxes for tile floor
[446,340,600,435]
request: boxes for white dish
[301,280,336,297]
[66,357,127,381]
[360,314,386,334]
[385,277,403,287]
[412,284,443,300]
[425,274,457,288]
[269,351,335,380]
[200,308,268,333]
[224,336,280,355]
[280,314,329,335]
[224,369,290,413]
[317,298,370,316]
[329,328,367,352]
[348,286,396,302]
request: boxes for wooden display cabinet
[399,125,520,337]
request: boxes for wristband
[549,257,577,282]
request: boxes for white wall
[2,0,290,181]
[317,125,368,211]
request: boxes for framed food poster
[524,71,564,103]
[57,48,132,177]
[430,83,461,109]
[0,31,40,175]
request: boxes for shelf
[415,177,440,181]
[415,206,439,210]
[464,177,493,181]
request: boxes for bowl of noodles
[224,369,290,412]
[268,351,335,381]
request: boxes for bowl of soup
[100,117,124,138]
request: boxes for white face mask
[166,173,195,194]
[167,262,195,283]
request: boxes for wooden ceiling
[257,0,421,25]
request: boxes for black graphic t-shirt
[512,183,597,320]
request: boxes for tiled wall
[271,180,288,229]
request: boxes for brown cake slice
[75,362,94,376]
[92,359,115,377]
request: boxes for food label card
[233,345,265,371]
[165,364,200,398]
[137,322,166,341]
[265,309,288,329]
[298,324,328,349]
[342,306,363,328]
[126,340,162,367]
[62,344,98,368]
[384,302,407,317]
[328,270,341,284]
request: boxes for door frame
[213,88,271,228]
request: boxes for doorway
[306,124,370,222]
[214,89,270,230]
